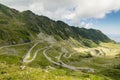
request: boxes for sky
[0,0,120,42]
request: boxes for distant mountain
[0,3,112,46]
[107,34,120,42]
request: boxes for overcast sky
[0,0,120,41]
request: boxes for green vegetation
[0,3,112,46]
[0,3,120,80]
[0,62,111,80]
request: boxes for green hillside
[0,3,112,46]
[0,3,120,80]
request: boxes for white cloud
[85,23,93,29]
[80,22,93,29]
[0,0,120,26]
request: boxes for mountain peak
[0,3,19,18]
[0,3,112,45]
[22,10,34,14]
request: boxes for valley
[0,3,120,80]
[0,35,120,80]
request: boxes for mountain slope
[1,3,120,80]
[0,3,112,46]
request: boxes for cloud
[0,0,120,26]
[85,23,93,29]
[80,22,93,29]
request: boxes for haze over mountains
[108,34,120,42]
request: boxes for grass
[0,42,34,65]
[46,47,61,62]
[99,68,120,80]
[100,42,120,49]
[0,42,34,57]
[0,40,120,80]
[0,54,20,65]
[0,62,111,80]
[28,49,52,68]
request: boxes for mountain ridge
[0,3,120,80]
[0,3,112,46]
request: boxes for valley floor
[0,39,120,80]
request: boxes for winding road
[0,41,38,51]
[22,42,94,72]
[24,47,47,63]
[43,48,94,72]
[23,42,40,63]
[63,52,75,58]
[0,41,94,72]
